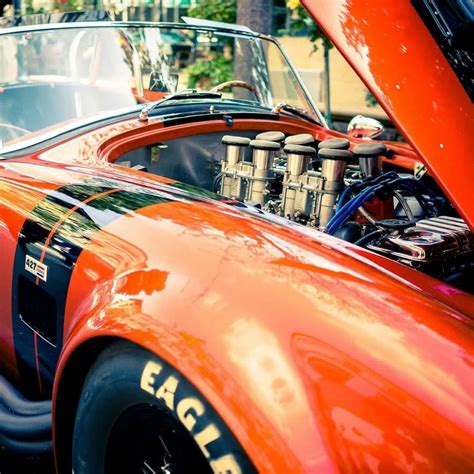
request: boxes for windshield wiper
[138,89,223,121]
[271,102,319,125]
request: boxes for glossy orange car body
[0,2,473,473]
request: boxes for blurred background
[0,0,401,138]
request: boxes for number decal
[25,255,48,282]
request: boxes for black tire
[72,341,256,474]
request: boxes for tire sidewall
[72,341,255,474]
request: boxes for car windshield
[0,23,318,148]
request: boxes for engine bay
[116,130,473,294]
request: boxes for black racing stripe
[11,183,113,398]
[12,181,171,398]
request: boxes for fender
[53,193,474,472]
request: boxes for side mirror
[149,72,179,93]
[347,115,384,140]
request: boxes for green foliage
[187,0,237,24]
[365,90,378,108]
[24,0,89,14]
[186,54,233,89]
[54,0,84,11]
[24,0,43,14]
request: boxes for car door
[0,159,64,398]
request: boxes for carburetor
[219,135,280,206]
[281,138,352,228]
[219,133,355,229]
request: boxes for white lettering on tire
[140,361,244,474]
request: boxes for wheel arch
[52,310,307,474]
[52,281,336,474]
[53,333,271,474]
[53,335,123,473]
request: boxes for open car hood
[302,0,474,230]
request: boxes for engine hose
[0,376,51,416]
[337,186,352,211]
[397,183,431,216]
[327,176,430,234]
[357,183,416,224]
[0,433,52,455]
[328,177,403,233]
[393,189,415,221]
[213,172,223,193]
[397,180,437,216]
[326,183,387,234]
[326,191,373,233]
[0,407,51,440]
[354,229,385,247]
[407,176,438,199]
[337,171,399,211]
[337,172,401,212]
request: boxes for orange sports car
[0,1,473,473]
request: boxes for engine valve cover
[368,216,473,262]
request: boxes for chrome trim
[19,316,57,348]
[69,30,87,117]
[347,114,384,139]
[422,0,453,39]
[0,20,265,38]
[274,39,328,129]
[181,16,253,33]
[138,90,223,121]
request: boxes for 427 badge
[25,255,48,282]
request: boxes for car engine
[217,132,474,292]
